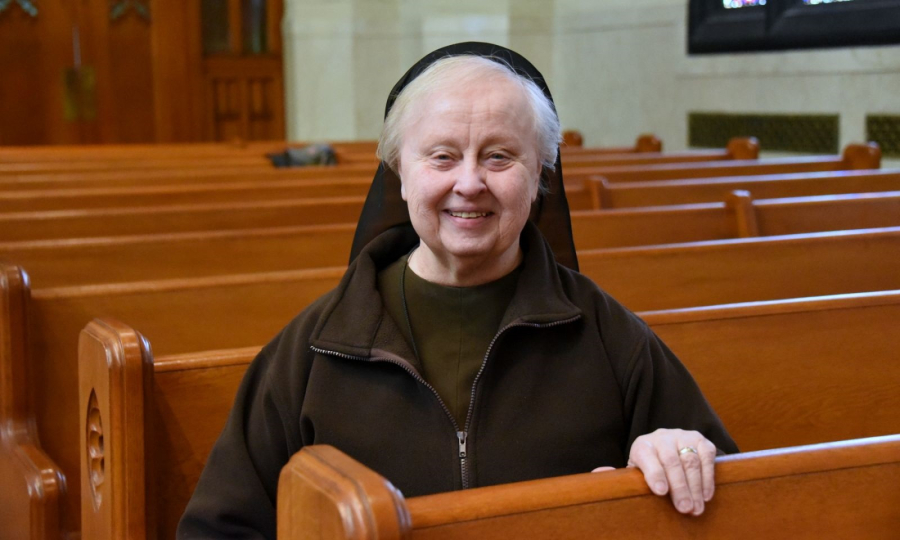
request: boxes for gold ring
[679,446,698,456]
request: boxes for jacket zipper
[458,315,581,489]
[309,314,581,491]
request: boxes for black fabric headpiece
[348,42,579,271]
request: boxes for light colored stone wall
[282,0,900,155]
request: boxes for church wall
[282,0,900,162]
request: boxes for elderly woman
[178,43,737,539]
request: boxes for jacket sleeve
[177,340,302,540]
[619,324,740,456]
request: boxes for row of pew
[0,134,897,539]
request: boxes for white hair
[377,55,561,180]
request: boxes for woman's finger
[698,438,718,501]
[657,443,694,514]
[628,439,669,496]
[677,442,705,515]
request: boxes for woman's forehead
[406,78,532,132]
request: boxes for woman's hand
[626,428,718,515]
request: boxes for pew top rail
[278,435,900,539]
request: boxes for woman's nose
[453,160,487,198]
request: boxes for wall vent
[689,113,839,154]
[866,115,900,158]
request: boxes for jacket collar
[310,221,582,360]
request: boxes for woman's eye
[489,153,510,162]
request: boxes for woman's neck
[407,243,522,287]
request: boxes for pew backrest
[566,142,881,186]
[80,289,900,539]
[5,192,900,289]
[589,169,900,208]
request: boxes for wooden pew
[0,177,377,213]
[3,191,900,288]
[0,140,380,163]
[5,227,900,539]
[0,146,766,211]
[561,137,757,168]
[0,163,376,192]
[5,169,900,243]
[560,133,662,153]
[0,147,379,175]
[0,140,746,201]
[0,196,369,242]
[0,134,655,163]
[78,290,900,539]
[566,142,881,186]
[2,226,899,540]
[589,168,900,209]
[277,437,900,539]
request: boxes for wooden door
[0,0,284,145]
[197,0,285,141]
[0,0,87,144]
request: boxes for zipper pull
[457,431,467,458]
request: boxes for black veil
[348,42,579,271]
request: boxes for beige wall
[283,0,900,155]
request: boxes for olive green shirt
[377,254,521,428]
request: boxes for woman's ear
[397,160,408,201]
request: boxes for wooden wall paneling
[267,0,283,53]
[105,0,155,142]
[0,0,86,145]
[81,0,156,143]
[228,0,242,53]
[204,55,284,141]
[150,0,203,142]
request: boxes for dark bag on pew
[267,144,337,167]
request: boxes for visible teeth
[449,211,488,218]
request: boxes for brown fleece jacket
[178,222,738,539]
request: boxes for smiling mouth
[447,210,491,219]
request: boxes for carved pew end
[562,130,584,147]
[78,318,153,540]
[278,445,411,540]
[725,190,760,238]
[843,142,881,170]
[635,133,662,153]
[726,137,760,160]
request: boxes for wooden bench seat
[79,289,900,539]
[3,191,900,288]
[3,226,900,539]
[589,168,900,208]
[277,436,900,540]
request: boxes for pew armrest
[78,318,153,540]
[843,142,881,170]
[0,262,64,540]
[277,445,411,540]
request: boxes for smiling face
[397,72,543,286]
